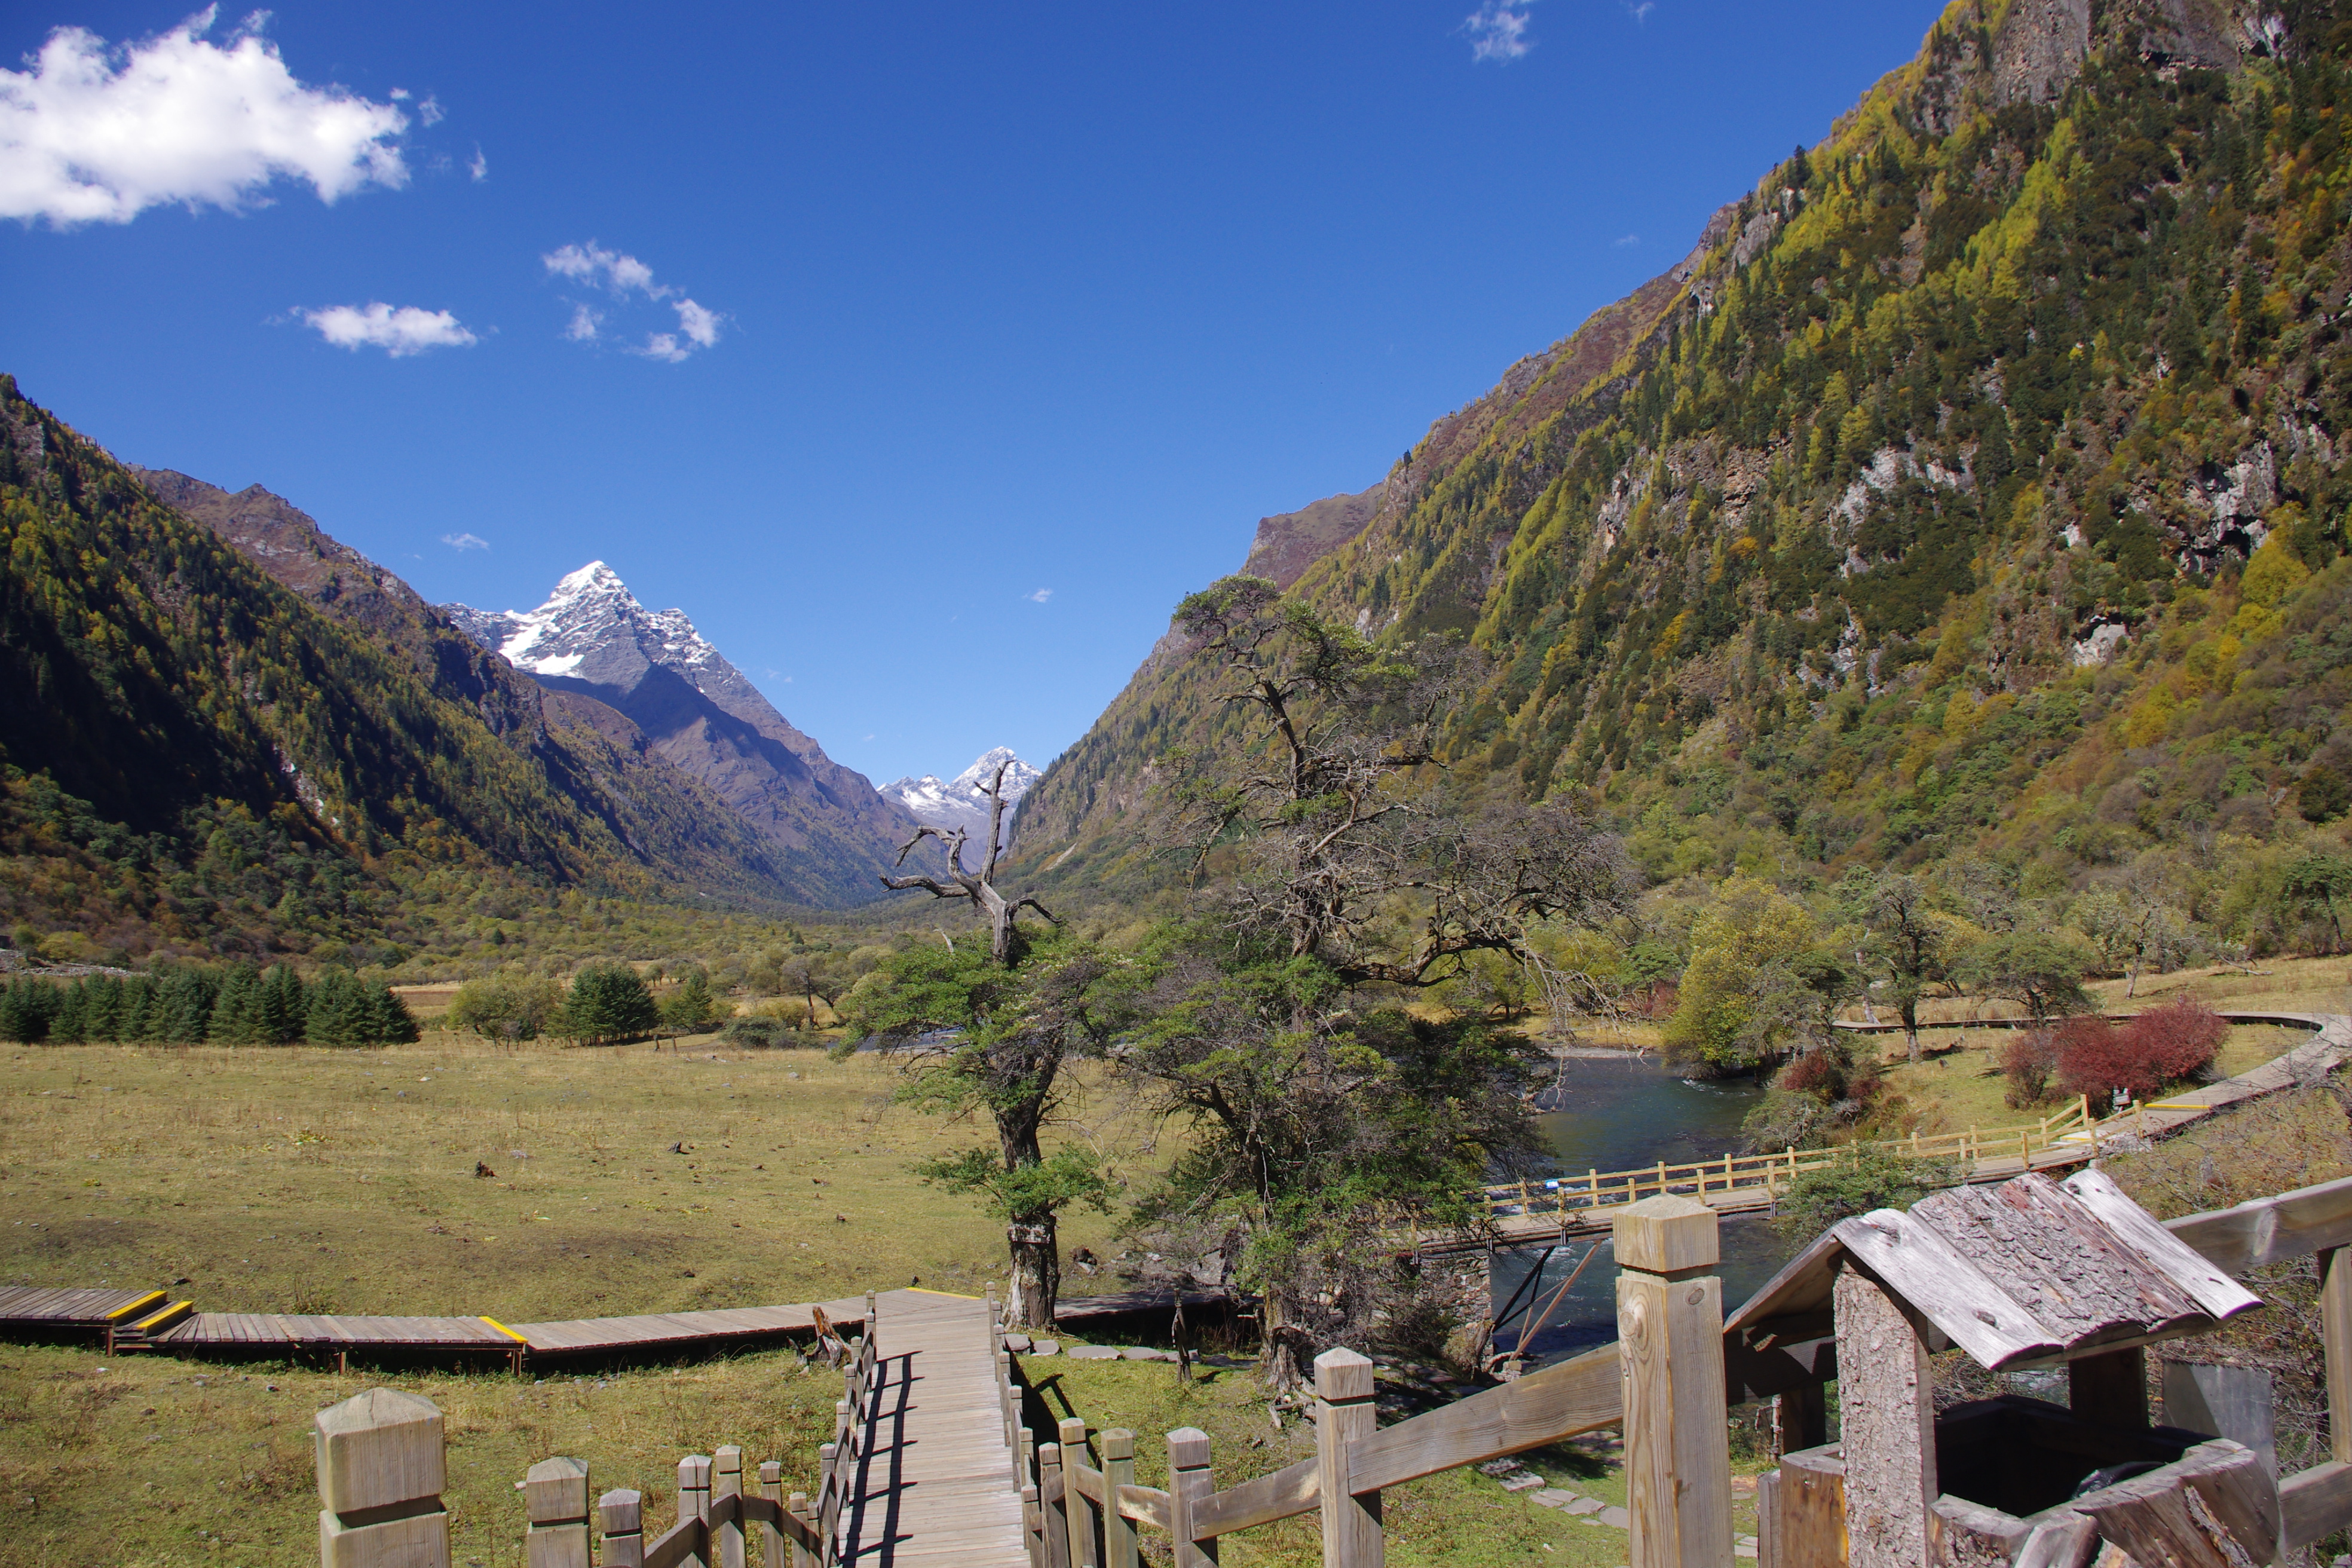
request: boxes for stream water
[1487,1054,1793,1367]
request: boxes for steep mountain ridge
[0,376,665,955]
[446,566,933,900]
[127,471,816,908]
[1013,0,2352,953]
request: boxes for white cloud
[1613,233,1640,246]
[544,241,722,360]
[417,94,445,127]
[467,145,487,182]
[544,241,662,296]
[0,8,411,226]
[1027,588,1053,603]
[673,298,719,348]
[1625,1,1655,19]
[441,531,489,550]
[1465,1,1535,62]
[300,302,477,357]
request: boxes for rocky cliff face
[446,565,933,902]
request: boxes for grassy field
[0,1029,1676,1568]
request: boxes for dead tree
[878,761,1058,961]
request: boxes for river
[1487,1052,1794,1366]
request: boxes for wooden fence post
[2324,1247,2352,1465]
[1059,1415,1098,1568]
[1833,1266,1936,1568]
[1168,1428,1217,1567]
[679,1454,712,1568]
[1022,1483,1044,1568]
[756,1461,791,1568]
[1040,1441,1072,1568]
[315,1388,450,1568]
[1313,1349,1382,1568]
[1613,1195,1733,1568]
[520,1456,590,1568]
[786,1491,817,1568]
[599,1490,645,1568]
[712,1444,744,1568]
[1102,1429,1138,1568]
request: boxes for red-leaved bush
[2053,998,2228,1104]
[2000,1028,2059,1107]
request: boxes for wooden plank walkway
[837,1290,1029,1568]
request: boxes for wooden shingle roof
[1726,1170,2261,1370]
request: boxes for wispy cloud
[467,145,487,182]
[1625,1,1655,20]
[441,531,489,550]
[0,8,411,227]
[543,240,723,361]
[1464,1,1535,62]
[299,302,477,357]
[1027,588,1054,603]
[1613,233,1640,247]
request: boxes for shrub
[2001,1028,2059,1108]
[2053,998,2225,1105]
[446,975,564,1041]
[719,1016,791,1049]
[1772,1145,1956,1240]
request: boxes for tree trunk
[2125,962,2138,999]
[1007,1213,1060,1330]
[1900,998,1920,1065]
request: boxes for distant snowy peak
[446,561,726,685]
[879,748,1040,846]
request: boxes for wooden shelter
[1735,1169,2281,1567]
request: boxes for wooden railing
[993,1291,1630,1568]
[311,1296,877,1568]
[1448,1095,2096,1235]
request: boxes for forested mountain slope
[128,470,820,908]
[1015,0,2352,957]
[0,378,801,960]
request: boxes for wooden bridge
[1407,1008,2352,1256]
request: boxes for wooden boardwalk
[837,1290,1029,1568]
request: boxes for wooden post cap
[314,1388,445,1514]
[523,1456,590,1523]
[599,1490,644,1533]
[1102,1429,1134,1460]
[1167,1428,1211,1470]
[1612,1193,1720,1274]
[1312,1347,1376,1401]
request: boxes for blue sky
[2,0,1945,787]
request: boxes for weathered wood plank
[1347,1341,1619,1493]
[1187,1457,1317,1539]
[1114,1485,1170,1533]
[2166,1171,2352,1274]
[1773,1446,1845,1568]
[2281,1458,2352,1549]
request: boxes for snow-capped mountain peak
[879,748,1042,852]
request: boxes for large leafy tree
[1129,578,1631,1386]
[845,935,1133,1327]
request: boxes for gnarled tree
[859,762,1116,1327]
[1130,577,1634,1386]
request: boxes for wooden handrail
[1346,1341,1621,1494]
[1116,1483,1171,1532]
[2166,1171,2352,1273]
[1187,1455,1319,1538]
